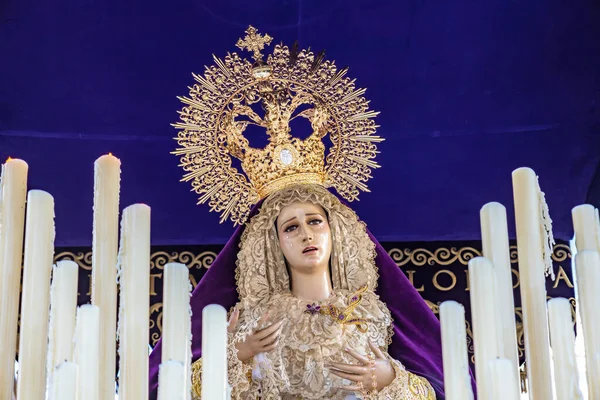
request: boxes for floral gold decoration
[387,243,570,267]
[172,26,382,225]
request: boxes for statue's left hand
[227,308,284,363]
[327,340,395,395]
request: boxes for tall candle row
[0,154,202,399]
[4,156,597,399]
[441,168,600,400]
[0,155,194,400]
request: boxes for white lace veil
[233,184,383,338]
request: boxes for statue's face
[276,201,332,273]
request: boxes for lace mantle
[219,185,435,399]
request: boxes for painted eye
[284,225,297,232]
[309,219,323,225]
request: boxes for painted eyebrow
[279,213,323,228]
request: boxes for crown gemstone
[252,63,272,79]
[280,149,293,165]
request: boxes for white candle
[547,298,583,400]
[50,361,77,400]
[16,190,55,400]
[489,358,520,400]
[572,205,598,252]
[594,352,600,388]
[117,204,151,400]
[571,204,598,395]
[511,167,553,399]
[479,202,519,382]
[574,251,600,399]
[92,153,121,400]
[201,304,228,400]
[439,301,474,400]
[158,361,185,400]
[0,158,28,399]
[47,260,79,392]
[162,263,192,400]
[468,257,501,400]
[75,305,101,400]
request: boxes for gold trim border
[54,250,218,271]
[387,243,570,267]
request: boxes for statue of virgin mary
[148,26,476,399]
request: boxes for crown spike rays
[289,41,300,66]
[172,145,206,156]
[338,171,370,192]
[198,181,226,204]
[219,196,240,224]
[339,87,367,104]
[212,55,233,79]
[310,50,326,73]
[171,122,210,132]
[181,166,213,182]
[177,96,214,112]
[192,72,219,93]
[350,135,384,143]
[348,155,381,169]
[328,67,349,87]
[347,111,380,122]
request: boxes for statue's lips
[302,246,318,254]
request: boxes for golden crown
[173,26,383,225]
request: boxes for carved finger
[259,325,283,344]
[255,319,284,340]
[369,340,386,360]
[328,369,363,382]
[261,339,279,352]
[327,362,367,375]
[344,347,370,364]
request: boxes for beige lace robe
[190,185,437,399]
[191,287,435,399]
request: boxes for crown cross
[236,26,273,61]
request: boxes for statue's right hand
[227,309,284,363]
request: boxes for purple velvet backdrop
[2,0,600,248]
[1,2,594,398]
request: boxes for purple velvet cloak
[148,201,477,399]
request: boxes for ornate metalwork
[236,26,273,61]
[387,243,571,267]
[173,26,382,225]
